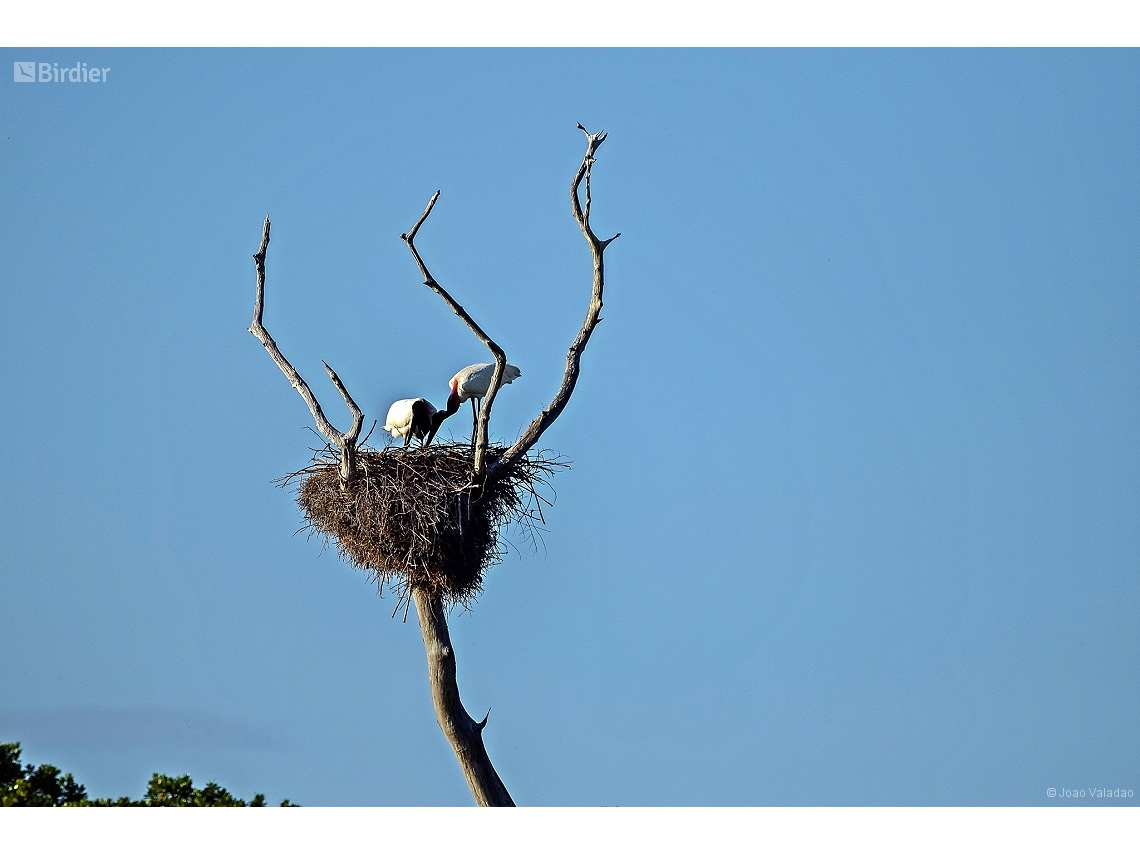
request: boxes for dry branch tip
[404,190,442,245]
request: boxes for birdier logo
[13,61,110,83]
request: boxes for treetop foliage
[1,743,295,807]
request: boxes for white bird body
[449,362,522,441]
[383,398,436,446]
[450,362,522,401]
[383,393,461,448]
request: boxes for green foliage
[1,743,88,806]
[134,773,256,807]
[0,743,295,807]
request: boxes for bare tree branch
[488,125,619,479]
[412,588,515,806]
[401,194,508,477]
[322,360,366,445]
[249,216,363,483]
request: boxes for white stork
[383,393,461,448]
[449,362,522,436]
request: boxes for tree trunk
[412,587,515,806]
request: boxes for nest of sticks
[283,442,566,609]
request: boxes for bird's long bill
[424,394,461,447]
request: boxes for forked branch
[249,216,365,484]
[488,124,618,479]
[402,196,508,477]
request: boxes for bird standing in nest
[449,362,522,438]
[383,392,461,448]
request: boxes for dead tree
[248,125,618,806]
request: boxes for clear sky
[1,49,1137,806]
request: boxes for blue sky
[1,49,1137,806]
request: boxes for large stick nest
[283,442,566,608]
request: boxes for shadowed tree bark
[412,588,514,806]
